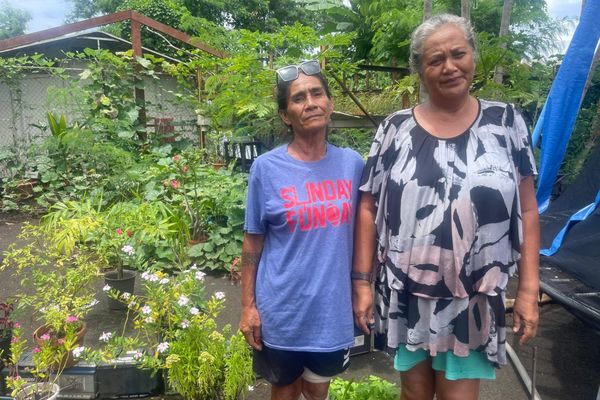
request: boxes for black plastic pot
[104,269,136,310]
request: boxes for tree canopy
[0,0,32,40]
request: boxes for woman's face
[420,24,475,102]
[279,74,333,135]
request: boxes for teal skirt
[394,346,496,381]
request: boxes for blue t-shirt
[245,143,364,351]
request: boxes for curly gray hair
[409,13,476,75]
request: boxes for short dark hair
[275,72,332,112]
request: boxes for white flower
[88,299,100,308]
[141,305,152,315]
[181,319,190,329]
[99,332,113,342]
[144,316,154,323]
[189,264,198,270]
[122,292,131,299]
[190,307,199,315]
[122,245,135,256]
[156,342,169,353]
[73,346,85,358]
[160,278,169,285]
[195,271,206,281]
[103,284,112,292]
[248,386,255,392]
[177,295,189,306]
[141,272,159,282]
[215,291,226,300]
[133,351,143,360]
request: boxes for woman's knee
[301,379,330,400]
[400,359,436,400]
[271,378,303,400]
[434,371,480,400]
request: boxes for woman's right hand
[240,305,263,350]
[353,282,374,334]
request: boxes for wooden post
[131,19,147,137]
[493,0,513,84]
[423,0,432,21]
[461,0,471,21]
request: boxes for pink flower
[173,155,181,162]
[13,322,20,328]
[66,315,78,323]
[40,333,51,341]
[182,165,189,173]
[171,180,180,189]
[11,337,18,343]
[33,347,41,353]
[57,338,65,345]
[116,228,123,235]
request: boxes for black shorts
[253,345,350,386]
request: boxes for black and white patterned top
[360,99,536,366]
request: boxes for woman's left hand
[513,176,540,345]
[353,282,374,334]
[512,290,539,345]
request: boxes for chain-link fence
[0,65,199,177]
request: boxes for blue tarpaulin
[532,0,600,213]
[540,189,600,256]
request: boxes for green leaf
[136,57,152,69]
[100,94,111,106]
[79,69,92,80]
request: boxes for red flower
[127,230,133,238]
[116,228,123,235]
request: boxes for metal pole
[531,346,538,400]
[506,343,542,400]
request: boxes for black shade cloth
[537,142,600,331]
[539,141,600,291]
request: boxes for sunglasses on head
[276,60,321,82]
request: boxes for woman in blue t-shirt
[240,60,364,400]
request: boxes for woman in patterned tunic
[351,14,540,400]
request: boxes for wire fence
[0,66,199,164]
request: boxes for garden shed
[0,10,224,157]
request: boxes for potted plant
[87,266,254,399]
[99,228,139,310]
[168,152,212,243]
[4,323,62,400]
[0,223,100,373]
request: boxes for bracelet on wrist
[351,271,373,283]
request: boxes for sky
[2,0,584,42]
